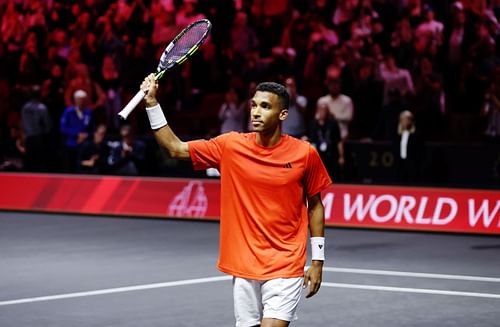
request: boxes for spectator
[351,58,384,139]
[98,54,122,133]
[64,63,107,124]
[108,125,146,175]
[175,0,205,28]
[0,125,25,171]
[41,62,66,132]
[218,88,245,134]
[379,52,415,105]
[230,11,259,69]
[20,85,52,171]
[413,56,445,140]
[60,89,95,172]
[317,65,354,140]
[392,110,425,183]
[481,64,500,143]
[282,76,307,138]
[307,102,344,181]
[415,4,444,56]
[77,124,109,174]
[372,89,409,141]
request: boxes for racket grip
[118,90,146,120]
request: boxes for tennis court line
[322,267,500,283]
[323,282,500,299]
[0,276,232,307]
[2,267,500,307]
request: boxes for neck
[255,127,282,147]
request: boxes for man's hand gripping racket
[118,19,212,120]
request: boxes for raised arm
[141,74,191,160]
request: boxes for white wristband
[146,104,168,130]
[310,237,325,261]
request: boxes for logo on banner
[168,181,208,217]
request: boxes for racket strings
[165,24,209,62]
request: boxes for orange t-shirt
[188,132,332,280]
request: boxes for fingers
[304,267,322,299]
[140,74,157,93]
[306,278,321,298]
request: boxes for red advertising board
[0,173,498,234]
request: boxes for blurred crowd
[0,0,499,178]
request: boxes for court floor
[1,211,499,327]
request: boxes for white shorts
[232,276,304,327]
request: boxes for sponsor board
[0,173,498,234]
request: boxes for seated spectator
[60,89,95,172]
[0,125,25,171]
[77,124,109,174]
[317,65,354,140]
[108,125,146,175]
[282,76,307,138]
[218,88,245,134]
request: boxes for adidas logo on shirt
[283,162,292,168]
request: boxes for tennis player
[141,74,332,327]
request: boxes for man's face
[74,96,86,108]
[250,91,287,133]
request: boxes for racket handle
[118,90,146,120]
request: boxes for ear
[279,108,288,121]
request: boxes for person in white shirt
[379,53,414,106]
[415,4,444,50]
[317,65,354,140]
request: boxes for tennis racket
[118,19,212,119]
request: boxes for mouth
[252,121,263,127]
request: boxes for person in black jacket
[307,103,344,181]
[77,124,109,174]
[393,110,425,184]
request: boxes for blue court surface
[1,211,499,326]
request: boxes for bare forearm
[153,124,190,160]
[142,73,190,160]
[308,194,325,237]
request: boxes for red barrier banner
[0,173,498,234]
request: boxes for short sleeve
[188,133,233,170]
[304,145,332,198]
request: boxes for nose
[251,107,261,117]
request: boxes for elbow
[164,144,186,160]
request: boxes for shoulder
[339,94,353,103]
[63,106,76,114]
[284,134,312,152]
[317,95,331,104]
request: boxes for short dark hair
[256,82,289,110]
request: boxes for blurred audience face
[225,88,238,104]
[74,91,88,108]
[285,77,297,97]
[326,66,342,96]
[94,125,107,144]
[120,126,133,145]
